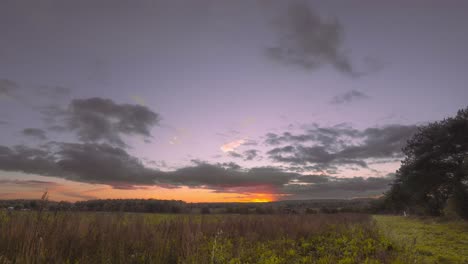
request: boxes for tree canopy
[385,107,468,218]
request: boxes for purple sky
[1,0,467,201]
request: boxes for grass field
[374,215,468,264]
[0,211,415,264]
[0,211,466,264]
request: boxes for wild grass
[0,211,414,264]
[374,215,468,264]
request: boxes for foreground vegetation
[374,215,468,264]
[0,211,416,264]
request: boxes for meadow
[0,211,466,264]
[0,211,411,264]
[374,215,468,264]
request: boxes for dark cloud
[226,149,260,161]
[161,164,298,188]
[267,0,356,75]
[0,179,60,187]
[227,151,243,158]
[338,125,419,160]
[44,97,160,147]
[243,149,259,161]
[282,176,393,199]
[0,143,153,187]
[218,162,242,170]
[0,145,61,177]
[264,124,359,146]
[269,145,334,164]
[55,142,156,185]
[330,90,369,105]
[0,141,394,197]
[0,143,295,189]
[21,128,47,140]
[143,158,168,169]
[284,165,339,175]
[266,124,418,171]
[295,174,330,183]
[0,120,8,125]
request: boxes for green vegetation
[0,211,416,264]
[374,215,468,263]
[382,107,468,219]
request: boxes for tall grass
[0,212,410,264]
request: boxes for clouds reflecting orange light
[0,172,278,203]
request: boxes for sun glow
[248,193,276,203]
[251,198,271,203]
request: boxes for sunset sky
[1,0,468,202]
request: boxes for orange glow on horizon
[0,173,282,203]
[250,198,271,203]
[246,193,276,203]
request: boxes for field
[374,215,468,263]
[0,211,407,264]
[0,211,465,264]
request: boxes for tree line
[378,107,468,219]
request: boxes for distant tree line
[0,199,188,214]
[0,198,372,215]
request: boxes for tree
[385,107,468,218]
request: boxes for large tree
[385,107,468,218]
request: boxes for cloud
[0,145,61,177]
[330,90,369,104]
[221,139,246,152]
[227,151,243,158]
[295,174,330,183]
[0,179,60,187]
[0,79,19,98]
[161,163,298,188]
[44,97,160,147]
[243,149,259,161]
[0,142,394,198]
[0,143,294,190]
[0,143,295,189]
[267,0,356,76]
[0,120,8,125]
[226,149,260,161]
[265,124,418,171]
[0,143,153,187]
[264,124,359,146]
[218,162,241,170]
[21,128,47,140]
[55,142,156,186]
[282,175,393,199]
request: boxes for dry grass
[0,211,410,264]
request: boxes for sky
[1,0,467,202]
